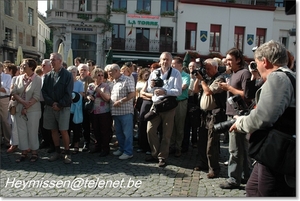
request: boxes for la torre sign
[126,14,160,28]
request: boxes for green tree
[44,29,53,59]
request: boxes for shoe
[224,161,229,166]
[89,148,101,154]
[207,172,219,179]
[145,155,158,162]
[194,165,208,171]
[30,154,39,162]
[219,182,240,189]
[175,150,181,157]
[7,145,18,153]
[119,153,133,160]
[136,148,144,153]
[241,178,249,184]
[113,150,123,156]
[82,143,90,152]
[158,158,166,167]
[15,154,27,163]
[39,141,49,149]
[72,147,79,154]
[48,152,60,162]
[47,146,55,153]
[99,151,109,157]
[64,154,72,164]
[145,151,151,155]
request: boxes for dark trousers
[39,101,53,146]
[92,112,112,153]
[68,114,82,144]
[138,100,152,152]
[246,163,295,196]
[82,105,91,145]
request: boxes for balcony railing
[105,38,175,53]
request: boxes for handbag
[134,97,143,112]
[248,129,295,176]
[153,96,178,113]
[84,99,94,113]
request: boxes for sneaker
[113,150,123,156]
[219,181,240,189]
[158,158,166,167]
[64,154,72,164]
[224,161,229,166]
[119,153,133,160]
[48,152,60,162]
[82,143,90,152]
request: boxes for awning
[113,55,159,62]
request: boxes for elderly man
[230,40,296,196]
[0,62,12,147]
[42,53,73,164]
[146,52,182,167]
[39,59,55,152]
[107,64,136,160]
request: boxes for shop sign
[126,14,160,28]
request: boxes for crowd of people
[0,41,296,196]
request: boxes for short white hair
[78,63,89,72]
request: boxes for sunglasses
[98,74,104,77]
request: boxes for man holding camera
[193,58,227,178]
[229,40,296,196]
[146,52,182,167]
[218,48,251,189]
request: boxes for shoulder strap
[159,67,173,81]
[277,69,296,98]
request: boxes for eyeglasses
[98,74,104,77]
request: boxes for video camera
[152,70,164,87]
[214,94,252,133]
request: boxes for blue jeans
[113,114,133,156]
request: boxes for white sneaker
[119,153,133,160]
[113,150,123,156]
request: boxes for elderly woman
[87,68,112,157]
[11,58,41,162]
[67,66,84,154]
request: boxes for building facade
[43,0,295,67]
[0,0,40,63]
[38,13,51,61]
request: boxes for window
[256,28,266,47]
[72,34,97,62]
[136,28,150,51]
[275,0,284,7]
[280,37,288,47]
[112,0,127,9]
[79,0,91,11]
[234,26,245,52]
[19,32,23,44]
[160,27,173,52]
[137,0,151,11]
[185,23,197,50]
[28,7,34,25]
[32,36,36,47]
[4,0,11,16]
[112,24,125,49]
[5,28,12,41]
[50,0,53,9]
[209,24,221,52]
[161,0,174,13]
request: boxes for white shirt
[0,73,12,96]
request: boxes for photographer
[218,48,252,189]
[145,52,182,167]
[193,58,227,178]
[229,40,296,196]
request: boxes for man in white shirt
[0,62,12,146]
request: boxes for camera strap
[158,67,173,82]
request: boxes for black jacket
[42,67,73,108]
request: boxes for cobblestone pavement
[0,134,246,197]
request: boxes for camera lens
[250,62,257,70]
